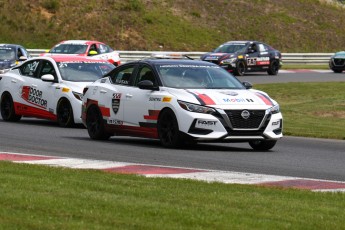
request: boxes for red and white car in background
[0,56,115,127]
[41,40,121,66]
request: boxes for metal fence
[28,49,334,65]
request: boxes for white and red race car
[0,56,115,127]
[81,59,283,150]
[41,40,121,66]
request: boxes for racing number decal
[112,93,121,114]
[247,57,270,66]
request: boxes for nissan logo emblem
[241,110,250,119]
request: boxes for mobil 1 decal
[21,86,47,108]
[112,93,121,114]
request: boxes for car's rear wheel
[267,60,279,75]
[157,109,184,148]
[234,61,246,76]
[86,105,111,140]
[249,140,277,151]
[57,99,74,127]
[0,93,22,122]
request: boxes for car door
[104,63,137,125]
[34,60,60,119]
[123,64,160,133]
[18,59,57,119]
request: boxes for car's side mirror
[18,56,27,61]
[89,50,98,56]
[242,81,252,89]
[41,74,55,82]
[138,80,159,90]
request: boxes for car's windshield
[0,48,15,61]
[213,43,247,53]
[50,44,88,54]
[156,64,245,89]
[57,61,115,82]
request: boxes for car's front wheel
[332,69,343,73]
[86,105,111,140]
[57,99,74,127]
[0,93,22,122]
[249,140,277,151]
[267,60,280,75]
[234,61,246,76]
[157,109,184,148]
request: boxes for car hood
[333,51,345,59]
[62,81,91,94]
[166,88,275,110]
[201,52,235,61]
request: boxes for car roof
[136,58,218,66]
[58,40,105,45]
[0,44,25,49]
[32,55,111,63]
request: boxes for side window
[88,44,98,55]
[20,60,40,78]
[38,61,56,80]
[135,66,157,86]
[258,44,267,52]
[110,65,135,86]
[99,44,113,54]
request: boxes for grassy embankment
[1,161,344,229]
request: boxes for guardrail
[28,49,334,65]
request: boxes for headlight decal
[186,90,215,105]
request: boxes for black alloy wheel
[234,61,246,76]
[267,60,279,75]
[157,109,184,148]
[0,93,22,121]
[57,99,74,127]
[86,105,111,140]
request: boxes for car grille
[333,58,345,66]
[225,110,266,129]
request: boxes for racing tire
[0,93,22,122]
[249,140,277,151]
[234,61,246,76]
[86,105,111,140]
[157,109,184,148]
[332,69,343,73]
[57,99,74,127]
[267,60,279,75]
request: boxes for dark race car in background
[0,44,31,74]
[200,41,282,76]
[329,51,345,73]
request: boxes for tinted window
[50,44,88,54]
[109,65,135,86]
[156,64,245,89]
[0,47,15,61]
[57,61,115,82]
[135,66,157,86]
[39,61,56,79]
[99,44,113,54]
[214,43,247,53]
[20,60,40,78]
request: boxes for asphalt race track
[1,71,345,182]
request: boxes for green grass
[1,161,345,229]
[255,82,345,140]
[281,64,329,70]
[1,0,345,52]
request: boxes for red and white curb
[2,152,345,192]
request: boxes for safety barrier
[28,49,334,65]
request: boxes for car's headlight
[72,91,83,101]
[268,104,280,114]
[220,57,237,64]
[178,101,216,114]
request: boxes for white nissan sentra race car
[82,59,283,150]
[0,56,115,127]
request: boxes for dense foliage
[1,0,345,52]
